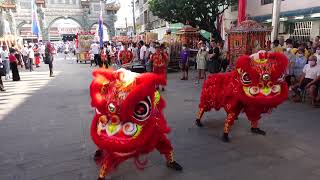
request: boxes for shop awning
[169,23,184,33]
[252,6,320,22]
[200,30,211,40]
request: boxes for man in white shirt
[21,45,29,69]
[1,45,10,79]
[90,42,100,66]
[149,42,156,55]
[138,41,147,64]
[28,45,35,72]
[292,55,320,105]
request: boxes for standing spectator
[307,41,314,53]
[291,55,320,105]
[208,40,220,73]
[285,39,294,48]
[139,40,147,64]
[99,47,107,68]
[149,42,156,54]
[279,38,285,47]
[131,43,139,62]
[90,42,100,66]
[21,44,29,69]
[271,40,284,53]
[45,42,54,77]
[150,43,169,91]
[0,54,5,91]
[284,46,297,86]
[312,36,320,52]
[219,41,228,72]
[64,41,70,61]
[299,43,311,58]
[314,46,320,64]
[89,50,95,67]
[34,44,41,68]
[146,42,156,72]
[9,49,20,81]
[293,48,307,79]
[40,43,45,61]
[1,45,10,79]
[28,45,34,72]
[119,43,133,65]
[14,47,23,68]
[179,44,190,80]
[196,41,208,84]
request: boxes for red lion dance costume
[90,68,182,180]
[196,52,289,142]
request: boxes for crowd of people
[0,42,55,92]
[88,40,169,90]
[2,35,319,106]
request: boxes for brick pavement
[0,55,319,180]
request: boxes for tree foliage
[149,0,237,41]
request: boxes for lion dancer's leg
[245,111,266,135]
[222,108,241,142]
[156,134,183,171]
[97,154,117,180]
[97,161,108,180]
[195,107,205,127]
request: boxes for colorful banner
[238,0,246,25]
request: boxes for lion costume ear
[236,55,251,71]
[90,68,116,109]
[267,52,289,80]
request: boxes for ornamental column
[8,9,16,36]
[38,6,49,41]
[0,10,5,37]
[271,0,282,42]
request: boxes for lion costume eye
[241,72,251,84]
[108,103,116,113]
[133,97,152,121]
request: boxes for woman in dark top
[9,49,20,81]
[45,42,54,77]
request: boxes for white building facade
[134,0,168,40]
[223,0,320,42]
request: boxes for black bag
[0,62,6,76]
[44,56,50,64]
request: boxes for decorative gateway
[90,68,182,180]
[195,52,288,142]
[227,20,271,69]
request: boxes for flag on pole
[31,0,40,37]
[98,1,104,48]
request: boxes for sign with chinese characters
[58,27,82,34]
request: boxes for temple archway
[48,18,82,41]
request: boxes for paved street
[0,55,320,180]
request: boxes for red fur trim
[199,53,289,128]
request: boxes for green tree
[149,0,236,41]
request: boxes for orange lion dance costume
[196,52,289,142]
[90,68,182,180]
